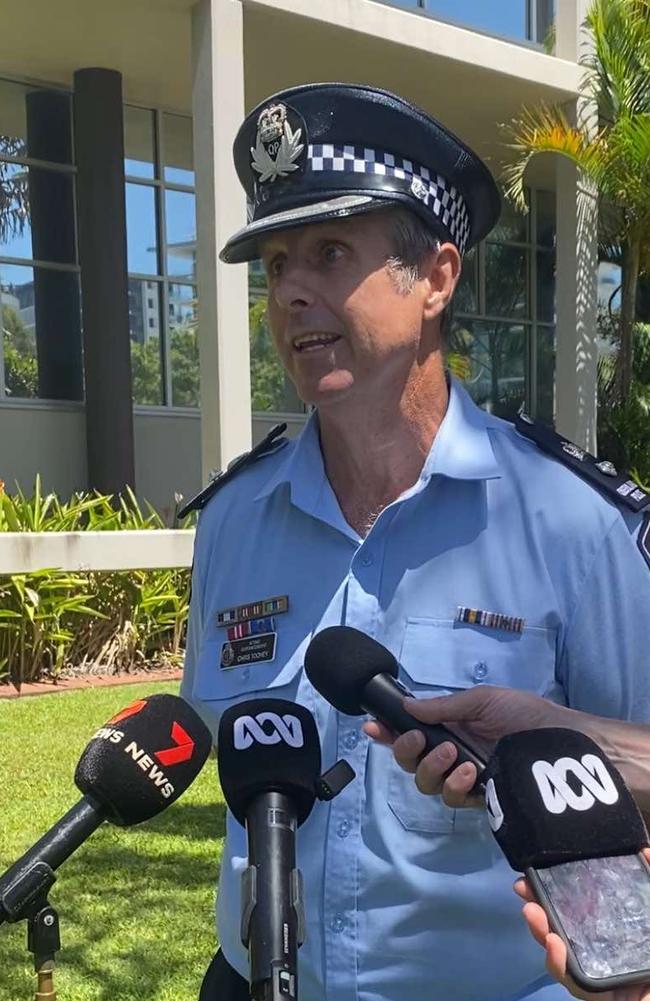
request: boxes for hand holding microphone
[304,625,487,795]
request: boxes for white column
[192,0,252,481]
[554,0,598,451]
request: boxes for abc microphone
[484,728,650,993]
[304,626,485,783]
[0,694,211,925]
[218,698,354,1001]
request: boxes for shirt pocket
[387,616,557,836]
[192,626,313,731]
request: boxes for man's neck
[317,358,449,537]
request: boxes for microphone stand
[0,859,61,1000]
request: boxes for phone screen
[535,854,650,981]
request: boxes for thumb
[403,689,483,724]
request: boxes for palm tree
[502,0,650,402]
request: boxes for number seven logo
[154,722,195,766]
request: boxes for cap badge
[596,459,618,477]
[251,103,304,184]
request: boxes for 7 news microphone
[218,698,354,1001]
[0,693,211,925]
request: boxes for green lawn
[0,682,224,1001]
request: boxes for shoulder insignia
[514,411,650,514]
[639,513,650,571]
[177,423,288,519]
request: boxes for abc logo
[532,753,619,815]
[233,711,304,750]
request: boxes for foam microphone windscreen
[305,626,398,715]
[218,699,322,826]
[484,728,648,871]
[75,694,212,825]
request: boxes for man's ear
[422,243,461,321]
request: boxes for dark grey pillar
[73,68,135,494]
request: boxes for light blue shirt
[181,378,650,1001]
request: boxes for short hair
[383,206,453,340]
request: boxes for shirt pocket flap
[399,617,556,694]
[193,629,310,703]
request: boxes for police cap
[220,82,501,264]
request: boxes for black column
[73,68,135,494]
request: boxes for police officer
[180,82,650,1001]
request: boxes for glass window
[165,189,196,281]
[1,263,82,401]
[163,113,194,186]
[536,325,555,425]
[452,317,527,420]
[455,246,478,314]
[129,278,163,406]
[124,106,155,180]
[424,0,526,41]
[490,199,528,244]
[0,80,72,164]
[537,250,555,323]
[536,189,556,248]
[485,244,528,318]
[125,182,158,276]
[169,283,200,407]
[0,162,76,264]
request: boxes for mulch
[0,668,183,700]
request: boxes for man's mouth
[292,333,342,353]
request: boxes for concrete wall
[0,404,87,497]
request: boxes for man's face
[260,213,438,410]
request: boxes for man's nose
[272,264,317,312]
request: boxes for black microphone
[0,693,211,924]
[218,698,353,1001]
[483,728,650,993]
[304,626,486,784]
[483,727,647,871]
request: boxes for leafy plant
[503,0,650,401]
[0,480,193,687]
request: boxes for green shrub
[0,479,193,687]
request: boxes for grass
[0,682,224,1001]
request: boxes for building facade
[0,0,597,518]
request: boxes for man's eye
[268,257,285,278]
[322,244,343,264]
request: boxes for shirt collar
[254,376,501,509]
[421,377,502,482]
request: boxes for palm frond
[501,104,608,209]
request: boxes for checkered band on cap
[308,144,472,254]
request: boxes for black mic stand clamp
[0,859,62,1001]
[240,760,355,1001]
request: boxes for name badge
[221,632,277,669]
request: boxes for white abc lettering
[233,712,304,750]
[532,753,619,815]
[485,778,504,832]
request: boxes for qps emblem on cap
[250,102,306,185]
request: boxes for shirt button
[330,915,346,934]
[360,552,374,567]
[337,819,351,839]
[473,661,488,682]
[343,731,359,751]
[241,668,251,683]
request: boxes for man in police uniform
[180,83,650,1001]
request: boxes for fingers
[362,720,395,745]
[403,692,475,724]
[513,878,535,903]
[522,901,551,948]
[392,734,481,807]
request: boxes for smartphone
[528,853,650,993]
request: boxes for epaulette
[177,423,289,519]
[513,411,650,515]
